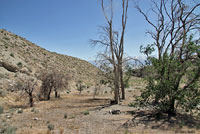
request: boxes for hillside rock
[0,29,100,91]
[1,61,19,72]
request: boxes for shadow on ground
[123,110,200,131]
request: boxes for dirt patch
[1,91,200,134]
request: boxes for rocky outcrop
[0,61,18,73]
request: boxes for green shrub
[64,113,67,119]
[83,111,89,115]
[3,126,17,134]
[10,53,14,57]
[31,108,35,112]
[0,106,3,114]
[17,109,23,114]
[3,37,10,40]
[0,123,17,134]
[69,114,76,119]
[47,124,54,130]
[17,62,22,67]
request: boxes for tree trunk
[79,85,82,94]
[120,67,125,100]
[47,88,52,100]
[55,90,58,98]
[114,67,120,104]
[167,98,176,116]
[29,94,33,107]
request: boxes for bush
[16,108,23,114]
[0,123,17,134]
[69,115,76,119]
[64,113,67,119]
[3,126,17,134]
[0,106,3,114]
[10,53,14,57]
[47,124,54,130]
[17,62,22,68]
[83,111,89,115]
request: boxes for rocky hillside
[0,29,99,92]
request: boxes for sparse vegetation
[38,70,69,100]
[3,37,10,41]
[15,78,37,107]
[83,110,90,115]
[47,124,54,131]
[0,1,200,133]
[0,106,3,114]
[10,53,14,57]
[17,62,22,68]
[76,80,85,94]
[0,124,17,134]
[64,113,67,119]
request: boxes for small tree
[53,72,69,98]
[76,80,85,94]
[40,72,54,100]
[39,70,68,100]
[16,77,37,107]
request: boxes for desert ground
[0,77,200,134]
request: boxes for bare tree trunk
[120,66,125,100]
[29,93,33,107]
[113,67,119,104]
[55,90,58,98]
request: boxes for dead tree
[16,78,37,107]
[39,70,68,100]
[91,0,129,104]
[53,72,68,98]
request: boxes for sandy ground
[0,89,200,134]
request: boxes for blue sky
[0,0,154,61]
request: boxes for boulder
[1,62,18,72]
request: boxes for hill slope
[0,29,99,91]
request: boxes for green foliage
[64,113,67,119]
[0,106,3,114]
[83,110,89,115]
[10,53,14,57]
[0,123,17,134]
[3,126,16,134]
[76,80,85,93]
[17,109,23,114]
[17,62,22,68]
[138,37,200,115]
[69,114,76,119]
[47,124,54,130]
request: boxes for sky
[0,0,156,61]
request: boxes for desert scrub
[0,74,9,79]
[0,122,17,134]
[0,106,3,114]
[10,53,14,57]
[17,62,22,68]
[3,37,10,41]
[64,113,67,119]
[69,114,76,119]
[47,124,54,130]
[83,111,89,115]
